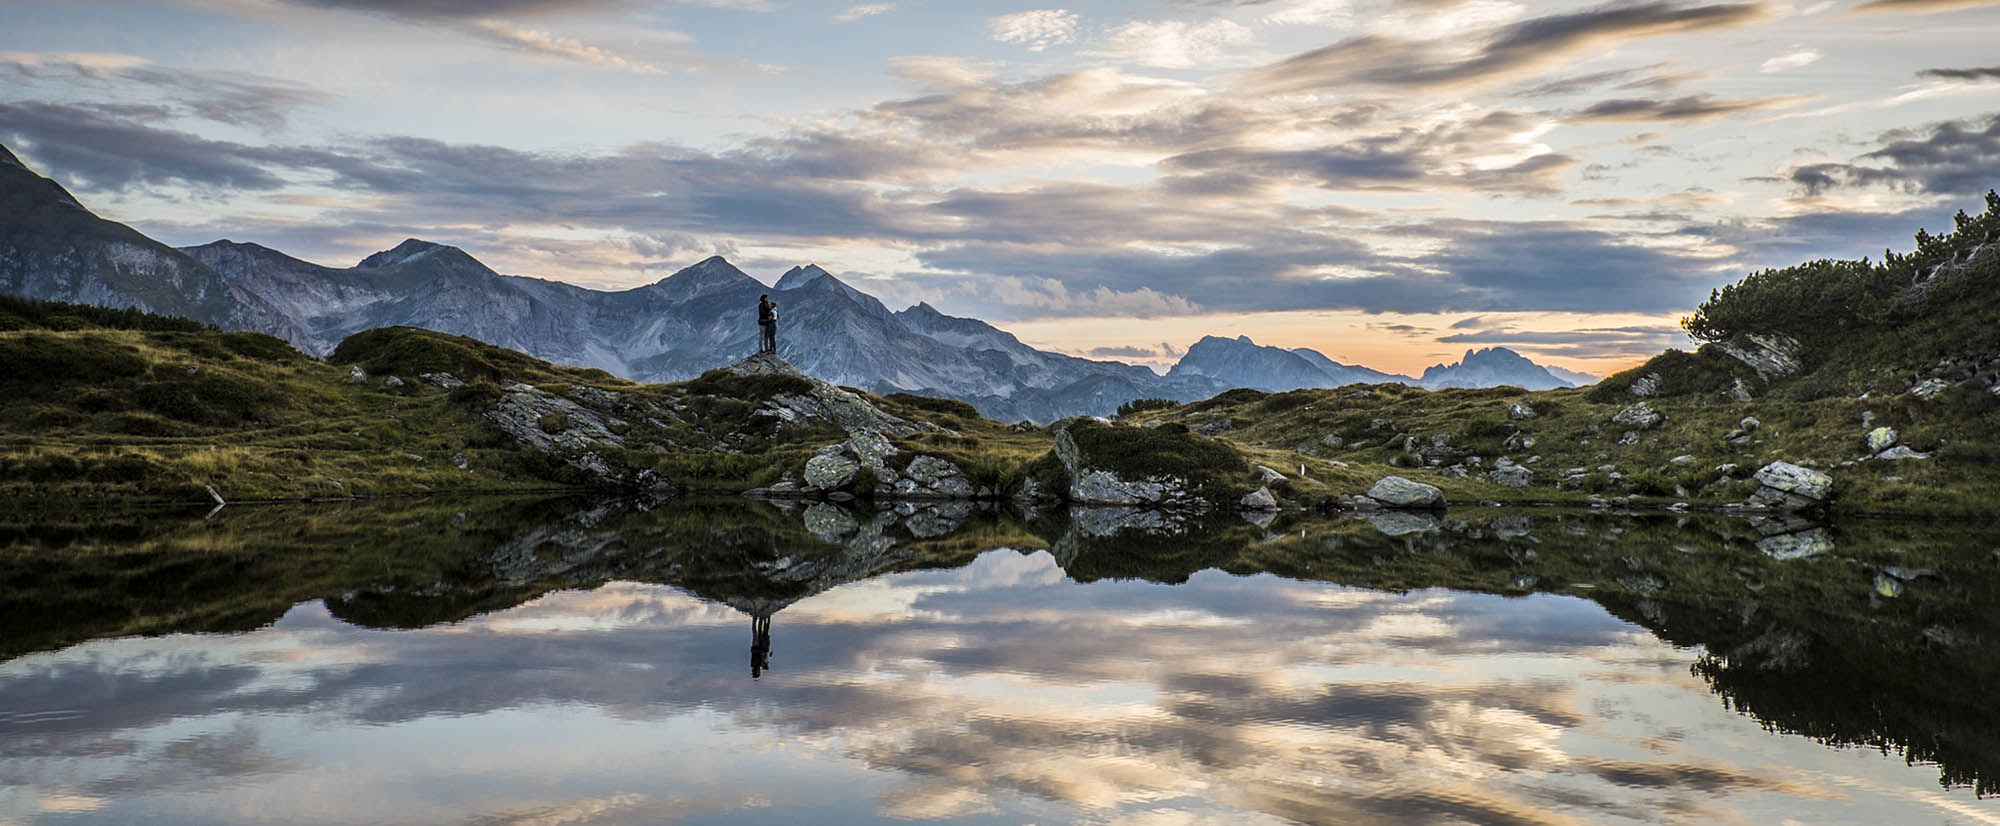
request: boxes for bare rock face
[1507,402,1538,420]
[1366,475,1444,509]
[1747,461,1833,510]
[1628,373,1661,397]
[1711,333,1801,382]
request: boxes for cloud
[987,9,1080,51]
[464,20,665,74]
[1786,111,2000,196]
[1917,66,2000,80]
[1759,47,1821,73]
[272,0,773,18]
[1086,19,1259,69]
[1853,0,2000,13]
[1568,93,1806,123]
[1241,2,1770,94]
[836,3,894,22]
[0,102,297,189]
[0,53,329,130]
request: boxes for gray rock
[1489,465,1533,488]
[1669,454,1696,466]
[1875,445,1931,460]
[482,382,627,483]
[346,365,367,384]
[1256,465,1288,485]
[1712,333,1802,382]
[1860,410,1876,429]
[804,449,860,490]
[1612,402,1664,430]
[1320,434,1344,448]
[1629,373,1661,397]
[383,375,406,388]
[1912,378,1951,400]
[846,429,898,471]
[1367,476,1444,509]
[1190,417,1233,436]
[420,372,465,390]
[1728,377,1754,403]
[1240,486,1280,511]
[1618,431,1640,446]
[1758,528,1833,560]
[895,455,974,498]
[1747,461,1833,510]
[1740,416,1761,432]
[1865,426,1898,454]
[1507,402,1538,420]
[452,451,469,470]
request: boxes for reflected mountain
[4,497,1999,798]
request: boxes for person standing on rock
[757,294,779,355]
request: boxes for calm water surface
[2,498,1997,825]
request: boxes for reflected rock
[1368,511,1442,537]
[1757,529,1833,560]
[804,502,860,542]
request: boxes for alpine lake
[4,496,1998,826]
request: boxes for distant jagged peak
[358,238,456,269]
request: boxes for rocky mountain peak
[775,264,837,291]
[0,144,22,169]
[358,238,451,269]
[1237,334,1254,344]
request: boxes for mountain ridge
[0,144,1592,418]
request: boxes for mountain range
[0,144,1592,420]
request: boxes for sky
[1,0,1996,376]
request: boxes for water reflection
[2,498,1998,824]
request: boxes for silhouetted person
[750,614,773,678]
[757,294,778,355]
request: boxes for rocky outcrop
[731,353,922,438]
[1711,333,1801,382]
[1054,427,1208,510]
[1747,461,1832,511]
[482,382,671,491]
[1240,487,1280,511]
[796,430,978,500]
[1488,465,1533,488]
[1366,476,1444,509]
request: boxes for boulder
[1240,486,1280,511]
[1488,465,1533,488]
[1321,434,1345,448]
[1612,402,1664,430]
[1865,426,1898,454]
[1669,454,1696,466]
[383,375,405,388]
[894,455,974,498]
[1739,416,1760,432]
[1747,461,1833,510]
[803,448,860,491]
[1507,402,1538,420]
[420,372,465,390]
[1875,445,1931,460]
[1366,476,1444,509]
[1256,465,1288,485]
[345,365,367,384]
